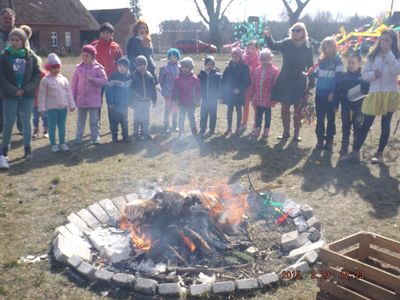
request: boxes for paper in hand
[347,85,365,102]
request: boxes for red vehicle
[174,39,217,54]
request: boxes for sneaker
[0,155,9,169]
[198,130,206,137]
[122,138,130,143]
[251,127,261,139]
[24,145,32,159]
[315,141,324,150]
[262,128,270,138]
[75,139,82,145]
[32,128,38,138]
[324,140,333,151]
[293,136,302,142]
[340,151,360,162]
[92,137,101,145]
[235,128,242,136]
[60,144,70,152]
[371,152,383,164]
[51,145,61,152]
[43,129,49,138]
[277,133,290,140]
[143,134,153,141]
[238,125,247,134]
[339,144,349,155]
[223,128,232,137]
[134,134,141,141]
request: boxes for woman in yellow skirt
[341,29,400,163]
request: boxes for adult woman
[341,29,400,163]
[264,22,314,141]
[126,20,157,82]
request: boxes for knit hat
[135,55,148,66]
[82,44,97,58]
[9,28,28,44]
[118,57,130,69]
[20,25,32,39]
[259,48,274,60]
[204,55,215,65]
[45,53,61,70]
[180,57,194,69]
[167,48,180,60]
[231,47,243,59]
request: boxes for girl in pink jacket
[72,45,108,145]
[250,48,280,139]
[38,53,76,152]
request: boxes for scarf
[5,46,26,58]
[136,34,151,48]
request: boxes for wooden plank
[318,279,370,300]
[327,266,398,300]
[369,247,400,268]
[367,233,400,254]
[359,232,371,261]
[319,248,400,293]
[343,247,359,259]
[328,232,361,252]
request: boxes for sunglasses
[291,28,303,33]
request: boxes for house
[0,0,99,55]
[89,8,136,52]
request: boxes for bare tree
[130,0,142,19]
[193,0,236,46]
[282,0,311,26]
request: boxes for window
[65,32,71,47]
[50,32,58,47]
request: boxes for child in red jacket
[250,48,280,139]
[171,57,201,136]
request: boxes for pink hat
[82,44,97,58]
[231,47,243,59]
[259,48,274,60]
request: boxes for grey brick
[65,222,83,237]
[77,262,96,280]
[111,196,128,212]
[158,283,183,296]
[211,281,235,294]
[300,205,314,220]
[112,273,135,288]
[134,277,158,295]
[281,230,299,251]
[308,227,321,242]
[88,202,113,225]
[77,208,101,229]
[94,269,114,283]
[257,272,279,288]
[306,216,321,231]
[67,213,92,233]
[189,284,211,297]
[98,198,121,222]
[235,278,259,290]
[67,255,83,269]
[287,240,326,262]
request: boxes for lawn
[0,54,399,300]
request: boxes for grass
[0,54,399,299]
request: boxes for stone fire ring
[52,189,325,298]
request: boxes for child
[159,48,180,134]
[131,55,157,141]
[313,37,343,150]
[334,53,369,156]
[38,53,76,152]
[33,67,48,138]
[241,40,261,133]
[249,48,280,139]
[72,45,107,145]
[221,47,251,136]
[105,57,132,143]
[341,29,400,163]
[0,28,41,161]
[197,55,221,136]
[171,57,201,136]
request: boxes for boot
[316,139,324,150]
[371,152,383,164]
[324,139,333,151]
[262,128,270,138]
[340,151,360,162]
[339,140,349,155]
[251,127,261,140]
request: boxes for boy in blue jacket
[105,57,132,143]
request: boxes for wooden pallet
[317,231,400,300]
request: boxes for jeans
[75,108,100,141]
[179,105,197,134]
[353,112,394,152]
[315,94,336,142]
[227,103,242,130]
[134,101,151,135]
[32,106,48,130]
[200,101,217,133]
[255,106,272,129]
[1,97,34,154]
[46,108,67,145]
[341,101,363,149]
[109,106,128,140]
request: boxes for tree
[193,0,237,46]
[130,0,142,19]
[281,0,311,26]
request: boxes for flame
[119,215,152,251]
[179,231,196,253]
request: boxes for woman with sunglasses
[264,22,314,141]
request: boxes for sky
[81,0,400,33]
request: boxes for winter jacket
[91,38,123,77]
[127,36,157,82]
[265,36,314,105]
[159,62,180,98]
[71,62,108,108]
[362,51,400,93]
[334,69,369,107]
[197,69,222,104]
[221,61,251,106]
[105,71,132,112]
[250,63,280,108]
[131,70,157,104]
[243,52,261,75]
[171,72,201,107]
[38,74,76,112]
[0,48,41,98]
[314,54,344,97]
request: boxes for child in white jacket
[38,53,76,152]
[341,29,400,163]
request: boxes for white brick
[88,202,113,225]
[77,209,101,229]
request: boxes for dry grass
[0,54,399,299]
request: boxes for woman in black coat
[126,20,157,83]
[265,22,314,141]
